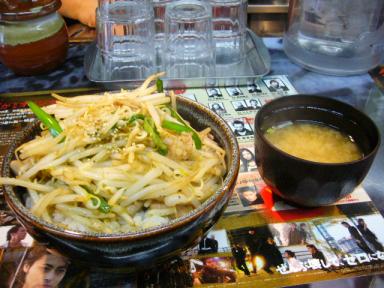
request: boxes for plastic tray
[84,29,271,89]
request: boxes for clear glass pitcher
[283,0,384,75]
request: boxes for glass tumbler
[209,0,248,65]
[153,0,174,67]
[153,0,174,41]
[163,0,215,78]
[97,0,156,79]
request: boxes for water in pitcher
[284,0,384,75]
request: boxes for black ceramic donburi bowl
[254,95,380,207]
[1,96,239,266]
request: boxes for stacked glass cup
[97,0,156,79]
[96,0,248,79]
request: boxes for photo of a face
[239,147,257,172]
[263,79,289,92]
[226,87,243,97]
[11,246,70,288]
[231,119,253,137]
[209,102,226,114]
[247,83,262,93]
[231,100,247,111]
[0,224,34,249]
[354,217,384,252]
[207,88,223,98]
[243,190,258,203]
[245,99,261,110]
[236,185,263,207]
[23,251,68,288]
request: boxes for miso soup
[264,122,363,163]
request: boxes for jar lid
[0,0,61,21]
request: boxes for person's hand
[59,0,98,28]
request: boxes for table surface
[1,37,383,288]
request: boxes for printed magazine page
[1,76,383,287]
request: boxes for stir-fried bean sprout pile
[0,73,226,233]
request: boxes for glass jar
[0,0,68,75]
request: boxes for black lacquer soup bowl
[254,95,380,207]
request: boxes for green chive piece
[27,101,63,137]
[168,107,202,149]
[162,120,191,133]
[97,197,111,214]
[143,117,168,155]
[127,114,145,125]
[81,185,111,214]
[156,79,164,93]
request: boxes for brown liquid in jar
[0,25,68,75]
